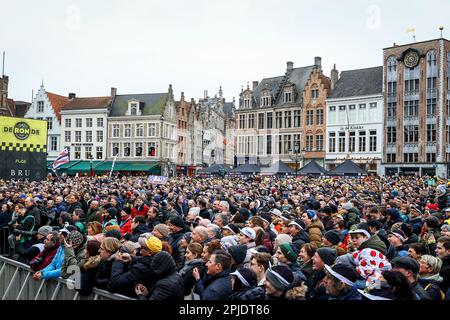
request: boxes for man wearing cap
[324,264,362,300]
[387,229,409,258]
[392,256,432,300]
[408,206,424,235]
[168,215,189,271]
[301,210,324,248]
[264,264,294,300]
[222,224,240,237]
[348,223,387,255]
[306,247,337,300]
[238,227,257,267]
[288,219,309,247]
[32,230,65,281]
[110,236,162,297]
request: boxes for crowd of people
[0,173,449,300]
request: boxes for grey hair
[219,201,229,211]
[420,254,442,274]
[194,226,209,240]
[207,224,221,239]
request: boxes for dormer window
[37,101,44,112]
[284,92,292,103]
[127,99,141,116]
[244,99,250,108]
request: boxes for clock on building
[403,50,419,68]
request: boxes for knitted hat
[279,243,298,263]
[121,240,141,254]
[306,210,318,220]
[230,267,257,288]
[260,212,272,225]
[425,216,440,229]
[153,224,170,238]
[228,244,248,265]
[324,229,342,245]
[316,247,337,266]
[265,265,293,292]
[387,229,406,242]
[139,236,162,254]
[37,226,53,237]
[169,215,186,229]
[367,220,382,231]
[324,263,357,286]
[105,229,122,240]
[67,230,84,247]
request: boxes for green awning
[66,161,103,175]
[93,161,129,174]
[122,162,159,172]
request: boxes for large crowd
[0,174,449,300]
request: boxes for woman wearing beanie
[229,267,265,300]
[61,230,86,279]
[301,210,324,248]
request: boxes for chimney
[286,61,294,72]
[181,92,185,100]
[330,64,339,91]
[110,87,117,97]
[68,93,76,99]
[204,90,208,99]
[314,56,322,72]
[252,81,259,90]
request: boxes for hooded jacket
[61,243,86,279]
[292,230,310,247]
[359,234,387,255]
[110,254,156,297]
[307,220,324,248]
[228,286,265,300]
[419,274,444,300]
[30,243,60,272]
[138,251,184,300]
[40,245,65,280]
[179,258,205,296]
[131,204,149,219]
[169,229,188,271]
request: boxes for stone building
[381,38,450,177]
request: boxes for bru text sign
[0,116,48,181]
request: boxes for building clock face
[404,51,419,68]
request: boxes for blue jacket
[41,245,65,280]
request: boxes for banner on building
[148,175,168,184]
[0,116,48,181]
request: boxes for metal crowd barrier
[0,255,135,300]
[0,227,11,255]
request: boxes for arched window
[387,56,397,73]
[426,50,437,67]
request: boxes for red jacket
[131,204,149,219]
[120,215,133,236]
[30,243,60,272]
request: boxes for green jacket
[359,234,387,255]
[61,244,86,279]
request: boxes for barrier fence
[0,255,135,300]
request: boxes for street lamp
[289,142,305,176]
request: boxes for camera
[29,256,43,266]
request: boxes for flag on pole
[109,153,119,178]
[52,148,70,170]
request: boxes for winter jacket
[16,213,36,243]
[61,244,86,279]
[79,256,101,296]
[328,288,363,300]
[199,208,211,220]
[119,216,133,236]
[322,216,335,231]
[411,281,432,300]
[109,255,156,297]
[30,243,60,272]
[228,286,265,300]
[40,245,65,280]
[18,242,43,265]
[169,229,187,271]
[93,256,115,291]
[359,234,387,255]
[146,217,162,232]
[409,217,423,235]
[306,268,327,300]
[26,205,42,229]
[67,202,83,214]
[292,230,310,247]
[440,255,450,294]
[85,207,102,223]
[194,269,232,300]
[300,259,314,283]
[175,203,189,217]
[0,210,12,228]
[131,204,149,219]
[419,274,444,300]
[344,208,360,225]
[307,220,324,248]
[138,251,184,300]
[179,258,205,296]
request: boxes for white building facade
[60,94,111,160]
[325,67,384,174]
[25,84,69,160]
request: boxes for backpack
[424,283,445,300]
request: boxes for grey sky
[1,0,449,103]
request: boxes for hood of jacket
[307,220,324,232]
[360,234,387,255]
[151,251,177,277]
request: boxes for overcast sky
[1,0,449,103]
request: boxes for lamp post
[289,142,305,176]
